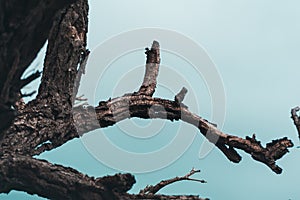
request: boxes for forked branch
[72,41,293,174]
[0,0,294,198]
[137,40,160,96]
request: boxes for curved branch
[37,0,88,109]
[0,153,207,200]
[71,92,293,174]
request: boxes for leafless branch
[0,154,136,199]
[0,0,295,199]
[32,41,293,174]
[139,168,206,195]
[137,40,160,96]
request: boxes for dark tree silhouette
[0,0,294,199]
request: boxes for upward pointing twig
[175,87,188,103]
[137,40,160,96]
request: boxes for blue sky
[1,0,300,199]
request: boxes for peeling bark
[0,0,206,199]
[72,91,293,174]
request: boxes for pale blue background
[1,0,300,199]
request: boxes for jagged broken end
[252,137,294,174]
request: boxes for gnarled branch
[0,0,295,199]
[24,40,293,174]
[71,41,292,174]
[0,1,207,199]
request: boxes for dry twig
[139,168,206,195]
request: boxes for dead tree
[0,0,294,199]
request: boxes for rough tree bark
[291,107,300,140]
[0,0,294,199]
[0,0,76,133]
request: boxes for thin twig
[139,168,206,195]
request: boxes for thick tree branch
[0,0,89,156]
[0,0,76,132]
[71,93,293,174]
[0,1,208,199]
[37,0,89,110]
[2,40,288,200]
[0,154,136,200]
